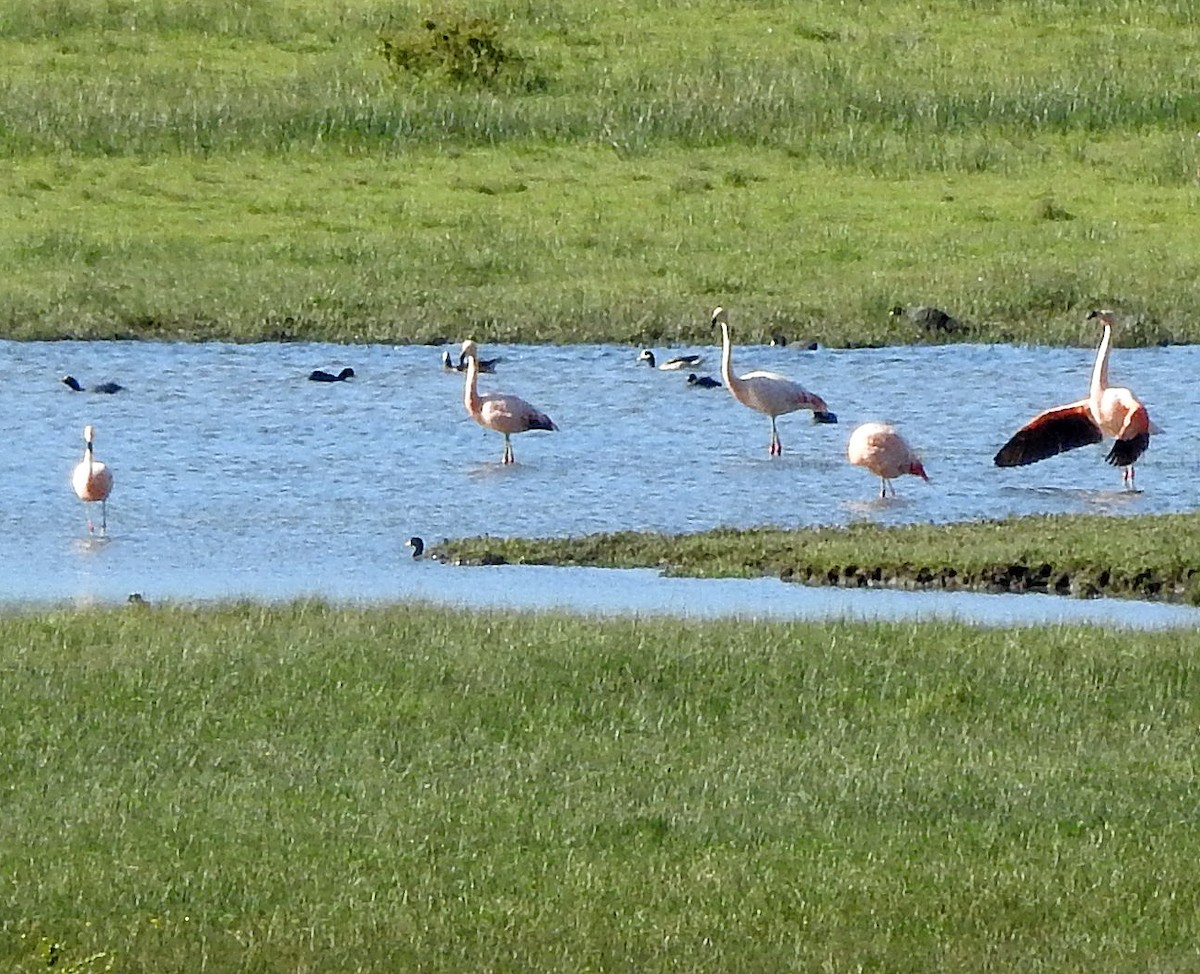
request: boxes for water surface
[9,338,1197,613]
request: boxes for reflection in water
[0,338,1196,611]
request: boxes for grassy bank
[3,601,1200,972]
[1,0,1199,344]
[437,512,1200,602]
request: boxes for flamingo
[71,424,114,533]
[308,367,355,382]
[62,375,124,394]
[638,349,703,370]
[460,339,557,464]
[405,536,425,559]
[711,306,837,456]
[847,422,929,498]
[994,309,1153,487]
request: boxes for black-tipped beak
[813,410,838,424]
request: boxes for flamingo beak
[813,410,838,424]
[912,462,930,482]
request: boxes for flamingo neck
[463,354,481,417]
[1090,323,1112,403]
[718,322,742,395]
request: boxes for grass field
[3,601,1200,972]
[438,511,1200,602]
[2,0,1200,344]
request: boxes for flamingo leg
[502,434,515,464]
[769,418,782,456]
[100,500,107,534]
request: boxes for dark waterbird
[889,305,962,334]
[62,375,124,394]
[308,367,355,382]
[686,373,722,389]
[442,350,500,373]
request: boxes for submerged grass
[437,511,1200,602]
[2,0,1200,344]
[3,601,1200,972]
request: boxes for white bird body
[712,307,836,455]
[847,422,928,497]
[71,424,113,532]
[461,340,556,463]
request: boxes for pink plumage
[711,307,836,456]
[71,424,114,533]
[460,340,557,464]
[847,422,929,498]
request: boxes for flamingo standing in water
[460,340,557,464]
[71,424,114,533]
[847,422,929,498]
[711,307,837,456]
[994,310,1153,487]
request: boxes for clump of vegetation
[435,512,1200,603]
[1033,195,1075,221]
[379,9,532,89]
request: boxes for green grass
[3,601,1200,972]
[1,0,1200,344]
[437,511,1200,602]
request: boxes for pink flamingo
[71,424,114,533]
[460,340,557,463]
[994,310,1153,487]
[711,307,837,455]
[847,422,929,497]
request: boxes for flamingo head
[910,459,930,482]
[460,339,479,362]
[710,306,728,329]
[637,349,655,366]
[1086,309,1118,326]
[82,424,95,444]
[405,536,425,559]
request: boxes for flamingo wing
[479,394,557,434]
[1106,402,1151,467]
[994,400,1102,467]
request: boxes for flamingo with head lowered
[994,309,1153,487]
[848,422,929,498]
[460,340,557,464]
[711,307,837,456]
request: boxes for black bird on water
[442,350,500,373]
[308,367,355,382]
[62,375,124,394]
[686,373,722,389]
[405,537,425,559]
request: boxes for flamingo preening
[711,307,837,456]
[461,339,557,464]
[847,422,929,498]
[71,424,114,533]
[994,310,1153,487]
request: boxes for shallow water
[9,338,1199,619]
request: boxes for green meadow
[439,511,1200,602]
[4,602,1200,973]
[1,0,1199,344]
